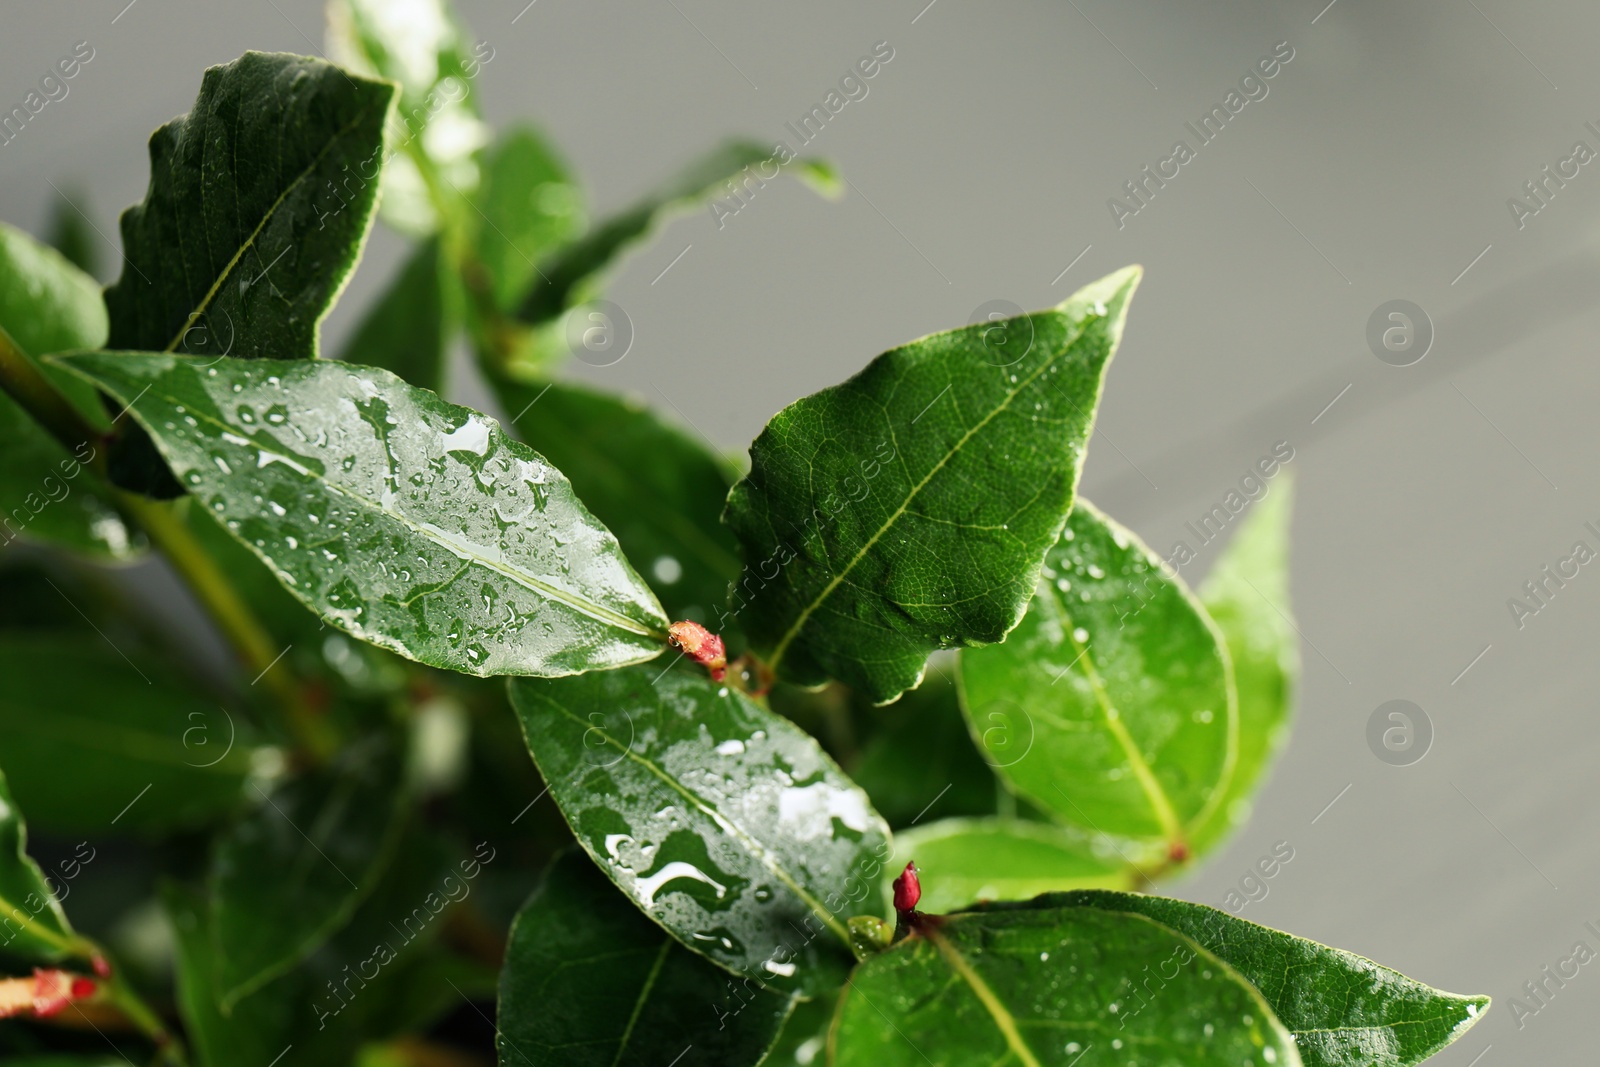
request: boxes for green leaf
[499,850,796,1067]
[988,892,1487,1067]
[54,352,669,678]
[0,636,258,836]
[338,237,452,393]
[831,902,1301,1067]
[208,736,406,1010]
[892,818,1129,914]
[496,379,739,622]
[0,767,83,962]
[727,267,1141,704]
[755,994,835,1067]
[48,189,100,279]
[516,140,838,326]
[958,499,1235,848]
[328,0,491,236]
[474,125,584,312]
[509,663,892,997]
[104,51,394,359]
[0,222,135,559]
[1190,479,1298,855]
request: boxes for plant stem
[0,327,331,759]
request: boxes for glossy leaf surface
[892,818,1128,914]
[208,737,406,1009]
[56,352,669,677]
[832,902,1300,1067]
[0,637,257,836]
[727,267,1141,703]
[104,51,393,359]
[499,850,794,1067]
[992,892,1487,1067]
[0,222,134,559]
[1190,481,1298,855]
[517,140,838,325]
[0,768,82,963]
[958,498,1235,844]
[498,379,739,622]
[510,663,892,996]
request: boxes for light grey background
[4,0,1598,1058]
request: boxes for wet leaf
[0,222,135,559]
[891,818,1128,914]
[516,140,838,326]
[0,636,257,836]
[54,352,669,678]
[979,892,1488,1067]
[727,267,1140,704]
[831,901,1300,1067]
[509,663,892,997]
[0,767,85,963]
[338,237,452,393]
[328,0,491,236]
[958,499,1235,845]
[208,736,406,1010]
[497,379,739,623]
[499,850,795,1067]
[1190,479,1298,855]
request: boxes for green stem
[0,327,331,760]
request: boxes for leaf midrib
[611,937,672,1067]
[541,700,854,950]
[927,927,1044,1067]
[111,369,664,641]
[766,314,1092,672]
[163,104,381,353]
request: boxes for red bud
[668,621,727,682]
[892,861,921,914]
[91,954,112,979]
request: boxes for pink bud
[668,621,727,682]
[892,862,920,914]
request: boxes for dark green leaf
[1190,480,1298,855]
[338,237,452,393]
[517,140,839,326]
[0,768,85,963]
[988,892,1487,1067]
[55,352,669,677]
[208,736,406,1010]
[844,658,998,829]
[831,902,1300,1067]
[328,0,490,236]
[48,189,100,279]
[497,379,739,622]
[104,51,394,359]
[756,993,835,1067]
[499,850,796,1067]
[958,498,1235,845]
[0,222,135,559]
[728,267,1141,704]
[474,125,584,311]
[892,818,1128,914]
[0,636,257,836]
[509,663,892,997]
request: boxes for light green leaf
[0,767,85,963]
[338,237,452,393]
[509,663,892,997]
[831,901,1300,1067]
[0,636,258,836]
[958,499,1235,847]
[328,0,491,236]
[985,892,1487,1067]
[496,379,739,623]
[516,140,838,327]
[209,737,406,1011]
[728,267,1141,704]
[54,352,669,678]
[474,125,584,312]
[892,818,1131,914]
[0,222,135,559]
[1190,479,1298,855]
[104,51,394,359]
[499,850,796,1067]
